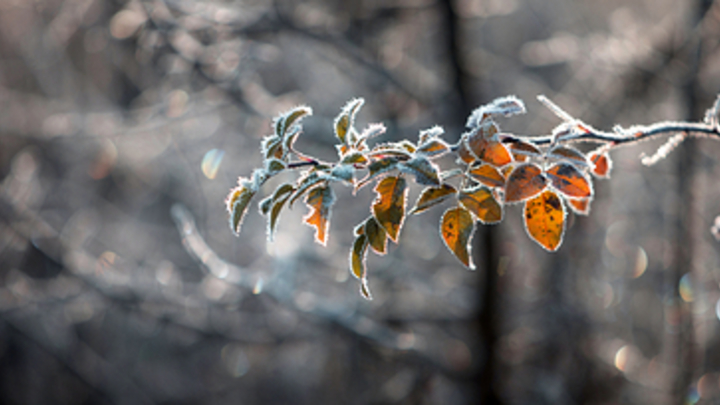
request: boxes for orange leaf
[589,150,612,178]
[546,163,593,198]
[505,138,542,162]
[411,184,456,215]
[302,186,336,246]
[440,206,475,269]
[468,163,505,188]
[458,186,503,224]
[547,145,588,167]
[466,138,513,167]
[372,176,408,242]
[504,163,547,203]
[417,138,450,158]
[567,198,591,216]
[524,190,565,251]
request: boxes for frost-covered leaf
[503,137,542,162]
[548,145,588,167]
[276,105,312,138]
[411,184,457,215]
[368,142,414,159]
[350,233,369,280]
[372,176,407,242]
[289,171,327,206]
[364,216,388,255]
[261,135,283,160]
[418,125,444,144]
[268,192,292,241]
[567,197,591,216]
[400,156,440,186]
[335,98,364,145]
[398,140,417,154]
[466,95,526,129]
[360,280,372,300]
[440,206,475,269]
[303,185,336,246]
[259,195,273,215]
[340,151,368,165]
[589,150,612,178]
[417,138,450,158]
[546,162,593,198]
[465,125,513,167]
[524,190,565,251]
[456,139,476,165]
[505,163,547,203]
[264,158,286,175]
[330,164,355,183]
[468,163,505,188]
[458,186,503,224]
[226,179,255,235]
[355,123,386,148]
[356,157,400,190]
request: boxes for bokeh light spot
[632,246,648,278]
[679,273,694,303]
[201,149,225,180]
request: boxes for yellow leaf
[416,138,450,157]
[440,206,475,269]
[364,216,387,255]
[458,186,503,224]
[303,186,336,246]
[524,190,565,251]
[411,184,457,215]
[335,98,364,144]
[372,176,408,242]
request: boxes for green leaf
[335,98,364,145]
[281,106,312,138]
[340,151,368,165]
[364,216,387,255]
[440,206,475,269]
[411,184,457,215]
[372,176,408,242]
[289,171,327,206]
[400,156,440,186]
[261,135,283,160]
[264,158,286,175]
[302,185,336,246]
[350,233,369,280]
[268,192,292,241]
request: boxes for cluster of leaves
[225,96,615,299]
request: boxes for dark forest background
[1,0,720,404]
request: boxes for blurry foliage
[1,0,720,404]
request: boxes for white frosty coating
[273,105,312,138]
[358,122,387,144]
[466,95,526,129]
[640,133,687,166]
[330,164,355,182]
[334,98,365,143]
[399,156,440,186]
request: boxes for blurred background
[1,0,720,404]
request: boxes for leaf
[503,137,542,162]
[355,157,400,190]
[226,181,255,235]
[456,140,476,165]
[372,176,408,242]
[505,163,547,203]
[465,127,513,167]
[360,280,373,300]
[416,138,450,158]
[440,206,475,269]
[468,163,505,188]
[341,151,368,164]
[330,164,355,183]
[350,233,369,280]
[264,158,286,175]
[364,216,388,255]
[418,125,444,144]
[302,185,336,246]
[547,145,589,167]
[268,192,292,241]
[546,162,593,198]
[466,96,526,128]
[458,186,503,224]
[289,171,326,206]
[278,105,312,138]
[411,184,457,215]
[355,123,386,148]
[524,190,566,251]
[589,150,612,178]
[368,142,414,159]
[335,98,364,145]
[261,135,283,160]
[399,156,440,186]
[567,197,591,216]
